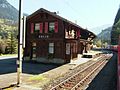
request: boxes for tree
[111,19,120,45]
[6,31,17,54]
[0,18,18,54]
[0,39,7,54]
[95,40,102,47]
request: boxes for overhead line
[63,0,81,18]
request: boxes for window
[32,42,36,46]
[49,22,55,33]
[66,43,70,55]
[35,23,40,31]
[49,43,54,54]
[33,54,36,58]
[32,42,36,58]
[35,23,43,33]
[33,47,36,51]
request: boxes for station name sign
[38,35,49,39]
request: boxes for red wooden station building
[24,8,96,64]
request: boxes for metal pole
[23,16,26,48]
[17,0,23,85]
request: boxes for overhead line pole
[17,0,23,85]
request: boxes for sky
[7,0,120,34]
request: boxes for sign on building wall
[66,43,70,55]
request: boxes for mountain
[113,8,120,25]
[0,0,19,21]
[97,27,112,42]
[90,24,112,35]
[0,0,28,54]
[94,27,112,47]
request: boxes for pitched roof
[27,8,96,38]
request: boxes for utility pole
[17,0,23,85]
[23,16,26,48]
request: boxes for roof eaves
[27,8,83,29]
[26,8,96,38]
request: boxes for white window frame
[66,43,70,55]
[49,43,54,54]
[35,23,40,31]
[49,22,55,33]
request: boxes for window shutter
[40,23,43,33]
[77,30,80,37]
[45,22,48,33]
[31,23,34,34]
[54,21,58,33]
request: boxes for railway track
[50,54,111,90]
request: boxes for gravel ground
[0,73,32,89]
[43,60,95,90]
[86,52,117,90]
[43,56,105,90]
[12,58,99,90]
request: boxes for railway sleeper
[63,83,74,88]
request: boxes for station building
[24,8,96,64]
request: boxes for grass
[0,54,17,57]
[28,75,51,87]
[4,88,13,90]
[29,75,47,81]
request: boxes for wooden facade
[24,8,96,64]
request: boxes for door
[31,42,37,60]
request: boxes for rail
[50,55,110,90]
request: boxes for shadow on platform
[0,58,60,75]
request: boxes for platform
[70,50,102,65]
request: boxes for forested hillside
[0,0,19,54]
[94,27,112,47]
[111,19,120,45]
[111,8,120,45]
[113,8,120,25]
[0,19,18,54]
